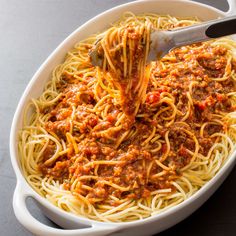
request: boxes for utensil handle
[171,15,236,48]
[206,16,236,38]
[13,183,116,236]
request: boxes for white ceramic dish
[10,0,236,235]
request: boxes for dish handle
[225,0,236,15]
[13,183,117,236]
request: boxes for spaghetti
[19,12,236,222]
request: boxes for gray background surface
[0,0,235,235]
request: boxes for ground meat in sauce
[39,42,236,204]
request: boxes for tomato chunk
[146,92,160,104]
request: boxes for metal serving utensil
[90,15,236,66]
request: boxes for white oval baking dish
[10,0,236,235]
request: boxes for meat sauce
[107,26,146,117]
[39,42,236,204]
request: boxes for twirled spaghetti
[19,12,236,222]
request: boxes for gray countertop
[0,0,236,235]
